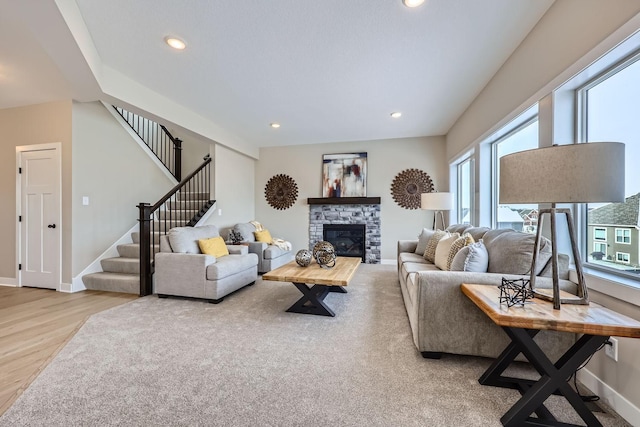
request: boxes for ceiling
[0,0,554,150]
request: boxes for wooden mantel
[307,197,381,205]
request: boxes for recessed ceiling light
[403,0,425,7]
[270,123,281,128]
[390,112,402,118]
[165,37,186,50]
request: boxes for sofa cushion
[450,240,489,272]
[415,228,436,255]
[434,233,460,270]
[399,252,429,264]
[168,225,220,254]
[198,236,229,258]
[463,227,491,242]
[206,254,258,280]
[254,229,273,243]
[263,245,289,260]
[446,224,471,235]
[483,229,552,275]
[539,253,570,280]
[424,230,448,262]
[446,233,474,270]
[233,223,257,242]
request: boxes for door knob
[48,224,56,229]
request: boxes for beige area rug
[0,264,630,426]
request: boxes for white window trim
[615,228,631,244]
[593,242,607,255]
[593,227,607,242]
[616,252,631,264]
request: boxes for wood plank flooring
[0,286,137,416]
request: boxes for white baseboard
[59,283,73,293]
[70,223,139,293]
[578,368,640,426]
[380,259,396,265]
[0,277,18,287]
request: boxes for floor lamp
[499,142,625,310]
[421,192,454,230]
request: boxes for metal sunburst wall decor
[390,168,435,209]
[265,174,298,210]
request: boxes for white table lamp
[421,192,454,230]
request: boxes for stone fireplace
[308,197,381,264]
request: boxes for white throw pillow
[434,233,460,270]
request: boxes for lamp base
[532,289,588,305]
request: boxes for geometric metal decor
[265,174,298,210]
[390,168,435,209]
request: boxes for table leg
[286,283,345,316]
[480,326,608,427]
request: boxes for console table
[461,283,640,427]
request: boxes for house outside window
[491,106,538,232]
[615,228,631,244]
[579,52,640,279]
[617,252,631,264]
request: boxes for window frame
[616,252,631,264]
[593,227,607,242]
[456,155,474,225]
[576,49,640,285]
[490,113,539,229]
[615,228,631,244]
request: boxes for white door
[19,146,61,289]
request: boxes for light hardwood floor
[0,286,137,416]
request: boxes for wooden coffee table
[461,283,640,427]
[262,257,361,317]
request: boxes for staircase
[81,106,214,295]
[82,191,212,294]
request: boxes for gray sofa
[154,225,258,303]
[397,224,577,360]
[229,222,294,273]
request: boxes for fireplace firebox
[323,224,365,262]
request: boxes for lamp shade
[499,142,625,204]
[421,192,454,210]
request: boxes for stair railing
[114,106,183,181]
[137,154,214,296]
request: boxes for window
[593,242,607,258]
[492,107,538,233]
[593,228,606,241]
[457,156,474,225]
[615,228,631,244]
[617,252,631,264]
[579,53,640,279]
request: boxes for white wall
[202,144,256,237]
[445,1,640,421]
[72,101,175,276]
[256,136,446,261]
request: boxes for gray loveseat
[229,222,294,273]
[154,225,258,303]
[397,224,577,360]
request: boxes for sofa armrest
[398,240,418,254]
[154,252,216,298]
[226,245,249,255]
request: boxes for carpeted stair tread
[117,243,159,258]
[101,257,140,274]
[156,209,199,220]
[82,272,139,294]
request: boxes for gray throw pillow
[415,228,436,255]
[450,240,489,272]
[483,229,552,275]
[233,223,257,242]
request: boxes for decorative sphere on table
[295,249,312,267]
[313,241,336,269]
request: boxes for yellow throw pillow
[198,236,229,257]
[254,229,273,244]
